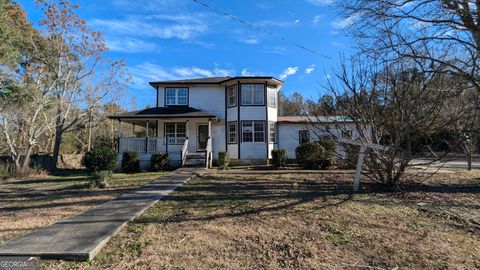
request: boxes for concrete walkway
[0,167,205,261]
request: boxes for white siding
[157,87,164,107]
[239,106,266,120]
[227,145,238,159]
[240,142,268,159]
[278,122,362,159]
[188,86,225,118]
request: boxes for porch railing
[119,137,187,154]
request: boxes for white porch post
[208,119,212,139]
[145,120,149,153]
[146,120,149,137]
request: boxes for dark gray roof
[149,76,284,86]
[109,107,217,119]
[278,116,354,123]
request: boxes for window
[228,121,237,144]
[165,88,188,106]
[227,85,237,107]
[299,130,310,144]
[268,86,277,107]
[165,123,187,144]
[241,84,264,105]
[269,122,277,143]
[342,130,352,139]
[242,121,265,142]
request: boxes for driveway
[410,158,480,169]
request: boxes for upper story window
[267,85,277,107]
[165,87,188,106]
[241,84,264,106]
[227,85,237,107]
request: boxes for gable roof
[149,76,284,87]
[108,106,217,119]
[278,116,354,123]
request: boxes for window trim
[267,86,277,108]
[269,121,277,143]
[164,87,189,106]
[299,130,310,144]
[164,122,187,145]
[241,120,265,142]
[227,121,237,144]
[227,84,237,108]
[341,130,353,139]
[240,84,265,106]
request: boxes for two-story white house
[109,76,359,168]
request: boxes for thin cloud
[241,38,259,45]
[305,65,315,74]
[105,37,158,53]
[312,14,323,25]
[331,13,361,29]
[279,66,299,80]
[262,46,288,55]
[306,0,334,6]
[90,14,209,40]
[129,62,232,89]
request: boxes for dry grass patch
[0,170,166,243]
[44,170,480,270]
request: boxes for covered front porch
[109,107,217,168]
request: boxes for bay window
[269,122,277,143]
[242,120,265,142]
[228,85,237,107]
[241,84,264,105]
[228,121,237,144]
[268,86,277,107]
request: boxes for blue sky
[19,0,354,109]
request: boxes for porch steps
[183,153,206,167]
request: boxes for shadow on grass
[134,173,480,226]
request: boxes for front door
[197,124,209,152]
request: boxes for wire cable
[191,0,331,60]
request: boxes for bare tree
[32,0,127,170]
[320,56,467,186]
[335,0,480,172]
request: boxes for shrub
[0,162,11,180]
[150,153,170,171]
[338,145,359,169]
[122,151,140,173]
[90,170,112,188]
[295,140,336,169]
[271,149,287,167]
[84,146,118,173]
[218,152,230,169]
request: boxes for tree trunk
[467,151,472,171]
[52,125,63,171]
[21,146,33,173]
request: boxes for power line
[191,0,331,60]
